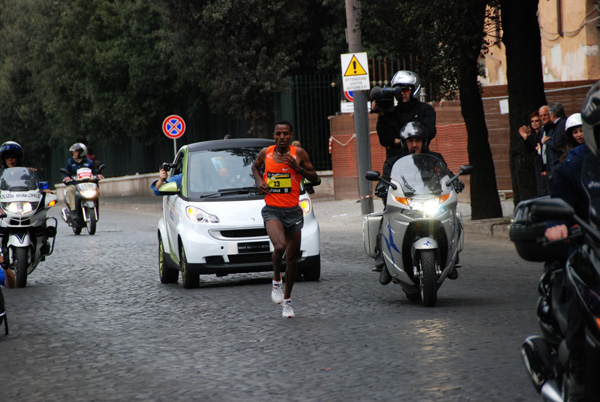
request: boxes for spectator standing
[513,112,540,202]
[559,113,584,162]
[542,102,567,181]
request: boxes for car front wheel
[180,243,199,289]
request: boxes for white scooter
[363,154,472,307]
[0,167,58,288]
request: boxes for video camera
[370,86,403,114]
[160,162,173,172]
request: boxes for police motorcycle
[60,164,104,235]
[510,195,600,399]
[0,167,58,288]
[363,153,472,307]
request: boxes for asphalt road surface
[0,200,541,402]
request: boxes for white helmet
[69,142,88,163]
[565,113,582,134]
[390,70,421,100]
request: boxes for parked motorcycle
[60,164,104,235]
[510,196,600,401]
[363,154,473,307]
[0,167,58,288]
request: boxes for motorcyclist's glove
[375,181,388,199]
[454,180,465,193]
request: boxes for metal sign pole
[173,139,177,158]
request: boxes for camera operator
[371,70,436,271]
[150,163,181,196]
[372,70,436,193]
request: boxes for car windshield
[390,154,450,196]
[0,167,40,191]
[187,147,261,198]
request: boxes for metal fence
[47,74,340,187]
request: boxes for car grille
[219,228,268,238]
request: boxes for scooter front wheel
[419,250,438,307]
[86,207,97,235]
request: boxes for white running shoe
[282,299,294,318]
[271,280,284,304]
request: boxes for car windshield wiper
[199,186,259,198]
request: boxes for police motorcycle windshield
[390,154,450,196]
[583,152,600,227]
[0,167,40,191]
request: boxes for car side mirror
[158,181,179,195]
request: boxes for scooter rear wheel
[72,226,82,235]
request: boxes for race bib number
[76,168,92,180]
[267,172,292,193]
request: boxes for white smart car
[156,138,321,288]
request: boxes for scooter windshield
[390,154,450,196]
[0,167,39,191]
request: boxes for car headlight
[186,206,219,223]
[2,201,38,215]
[299,199,312,216]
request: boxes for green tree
[361,0,503,219]
[157,0,342,138]
[501,0,546,205]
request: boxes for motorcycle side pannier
[509,197,568,262]
[363,213,383,259]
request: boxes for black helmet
[390,70,421,100]
[69,142,88,163]
[582,81,600,156]
[0,141,24,168]
[400,121,427,142]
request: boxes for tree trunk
[459,0,503,220]
[459,66,503,220]
[501,0,547,205]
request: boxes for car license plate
[237,241,270,253]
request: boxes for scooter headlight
[77,183,98,199]
[395,196,449,217]
[185,206,219,223]
[2,201,38,215]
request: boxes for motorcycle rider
[542,81,600,401]
[61,143,103,224]
[377,122,464,284]
[373,70,437,195]
[0,141,25,170]
[372,71,436,270]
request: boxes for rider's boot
[61,208,70,224]
[379,264,392,285]
[568,349,586,402]
[373,227,384,272]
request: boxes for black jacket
[376,100,436,159]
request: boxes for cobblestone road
[0,200,541,402]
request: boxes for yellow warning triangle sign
[344,55,368,76]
